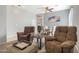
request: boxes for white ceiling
[13,5,71,14]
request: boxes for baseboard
[7,35,17,42]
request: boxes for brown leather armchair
[45,26,77,53]
[17,26,35,43]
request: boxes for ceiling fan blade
[49,8,54,10]
[45,7,49,10]
[49,10,53,12]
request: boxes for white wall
[7,6,37,42]
[0,5,6,44]
[7,6,18,38]
[71,5,79,52]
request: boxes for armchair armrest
[45,36,56,41]
[17,32,25,35]
[20,35,28,37]
[30,32,34,37]
[60,40,76,48]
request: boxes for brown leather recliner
[17,26,35,43]
[45,26,77,53]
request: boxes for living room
[0,5,79,53]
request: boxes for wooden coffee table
[7,42,38,53]
[13,42,31,50]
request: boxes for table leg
[37,38,39,43]
[37,38,41,49]
[39,38,41,49]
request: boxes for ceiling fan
[17,5,25,8]
[38,6,54,13]
[12,5,25,9]
[44,7,54,12]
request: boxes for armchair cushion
[55,32,67,42]
[46,41,61,52]
[60,40,75,48]
[68,27,77,33]
[17,33,31,42]
[66,33,77,41]
[45,36,56,41]
[46,40,61,45]
[56,26,67,33]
